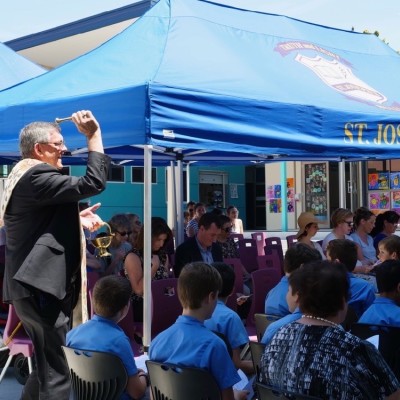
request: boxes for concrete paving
[0,366,23,400]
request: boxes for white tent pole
[175,159,184,246]
[186,162,191,203]
[143,145,153,352]
[339,160,346,208]
[280,162,288,231]
[166,163,176,239]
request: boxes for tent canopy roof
[0,0,400,161]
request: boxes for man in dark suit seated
[174,213,223,277]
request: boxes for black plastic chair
[249,340,266,377]
[254,313,281,342]
[62,346,128,400]
[146,360,222,400]
[350,323,400,379]
[256,382,322,399]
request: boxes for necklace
[301,314,338,327]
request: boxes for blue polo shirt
[264,276,289,317]
[348,273,376,317]
[359,297,400,327]
[67,315,139,400]
[204,300,249,349]
[149,315,240,390]
[261,310,302,345]
[67,314,138,377]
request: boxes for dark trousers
[13,292,72,400]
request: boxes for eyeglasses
[343,221,354,227]
[116,230,132,237]
[188,209,194,212]
[39,140,66,149]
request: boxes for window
[107,165,125,182]
[199,171,227,209]
[131,167,157,183]
[0,165,13,178]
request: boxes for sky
[0,0,399,51]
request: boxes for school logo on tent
[275,40,400,112]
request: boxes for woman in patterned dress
[123,216,173,323]
[260,260,400,399]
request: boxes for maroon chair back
[264,237,284,276]
[223,258,245,312]
[230,233,244,243]
[238,238,258,273]
[246,268,281,328]
[151,278,182,338]
[251,232,267,256]
[286,234,298,249]
[168,253,176,278]
[256,249,283,277]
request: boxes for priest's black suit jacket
[3,151,110,305]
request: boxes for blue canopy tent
[0,42,45,91]
[0,0,399,161]
[1,0,400,348]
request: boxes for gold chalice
[91,222,114,258]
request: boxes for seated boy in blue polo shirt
[265,244,322,317]
[149,262,248,400]
[204,262,254,375]
[67,276,149,400]
[359,259,400,326]
[326,239,375,318]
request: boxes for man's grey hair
[19,121,61,159]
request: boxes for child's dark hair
[377,235,400,259]
[326,239,358,272]
[93,275,131,318]
[178,262,222,309]
[284,243,322,274]
[211,262,235,298]
[289,260,349,318]
[375,260,400,293]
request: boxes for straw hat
[296,212,319,238]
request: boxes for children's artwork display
[267,179,295,213]
[369,192,390,211]
[368,173,379,190]
[368,171,400,211]
[392,191,400,212]
[304,162,328,221]
[391,173,400,190]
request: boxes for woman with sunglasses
[98,213,132,275]
[370,210,400,252]
[322,208,355,252]
[322,208,366,274]
[123,217,173,323]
